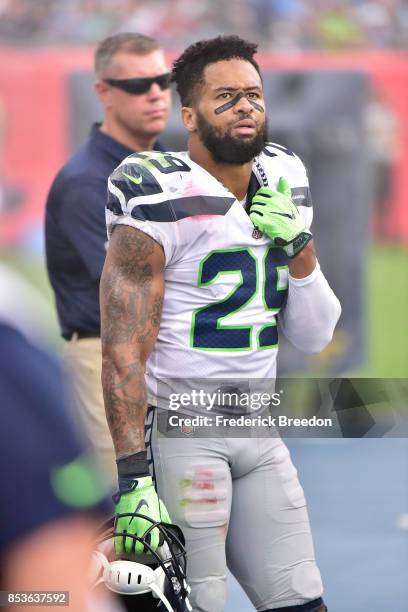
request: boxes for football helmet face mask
[93,514,192,612]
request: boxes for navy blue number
[259,248,288,348]
[263,143,295,158]
[192,250,257,350]
[112,153,191,201]
[149,154,191,174]
[192,248,288,351]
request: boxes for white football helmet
[92,516,191,612]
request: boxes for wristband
[116,451,149,478]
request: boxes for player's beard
[196,110,268,165]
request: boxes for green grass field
[353,243,408,377]
[2,242,407,377]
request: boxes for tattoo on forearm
[101,353,147,456]
[100,226,164,456]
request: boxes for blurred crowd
[0,0,408,50]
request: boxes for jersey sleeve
[259,143,313,229]
[279,263,342,353]
[106,152,191,265]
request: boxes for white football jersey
[106,144,313,408]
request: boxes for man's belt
[68,331,100,341]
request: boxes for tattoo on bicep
[101,226,163,345]
[151,294,164,329]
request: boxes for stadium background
[0,1,407,610]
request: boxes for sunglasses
[104,72,171,95]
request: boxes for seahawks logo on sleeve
[107,151,192,217]
[107,151,236,225]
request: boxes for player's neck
[99,121,156,153]
[189,139,252,201]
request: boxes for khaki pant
[63,336,117,490]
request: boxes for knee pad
[262,597,327,611]
[190,578,227,612]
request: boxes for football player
[100,36,341,611]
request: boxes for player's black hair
[171,35,261,107]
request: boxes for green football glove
[249,177,312,257]
[114,475,171,556]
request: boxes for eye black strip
[214,91,265,114]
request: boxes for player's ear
[181,106,197,133]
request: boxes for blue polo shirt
[45,124,164,340]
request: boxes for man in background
[45,32,171,488]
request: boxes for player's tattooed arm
[100,225,165,458]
